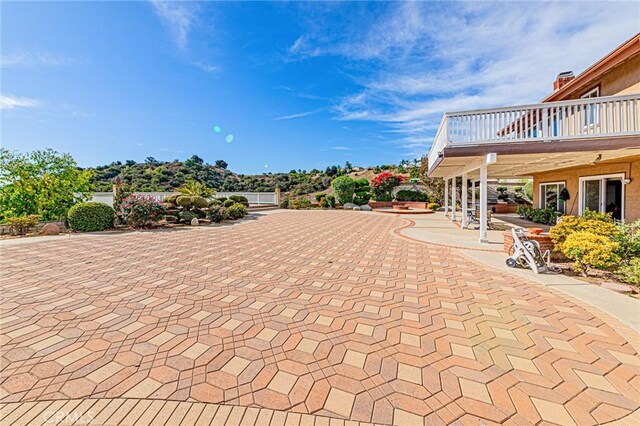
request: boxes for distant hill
[87,155,402,195]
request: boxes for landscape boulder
[190,218,199,226]
[342,203,357,210]
[41,223,61,236]
[359,205,372,211]
[352,206,361,211]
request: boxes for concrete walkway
[395,211,640,335]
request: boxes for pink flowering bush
[118,195,166,228]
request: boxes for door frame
[578,173,625,220]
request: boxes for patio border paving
[0,398,378,426]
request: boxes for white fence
[216,192,277,205]
[428,93,640,168]
[90,191,277,207]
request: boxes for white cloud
[194,61,220,74]
[0,95,42,110]
[0,52,76,68]
[291,1,640,156]
[151,1,199,48]
[274,109,323,120]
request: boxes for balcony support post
[479,166,489,243]
[444,178,449,216]
[461,173,468,228]
[472,180,476,209]
[451,176,457,222]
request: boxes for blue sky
[2,1,638,174]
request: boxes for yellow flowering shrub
[561,231,620,276]
[550,215,620,250]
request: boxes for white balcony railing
[428,93,640,168]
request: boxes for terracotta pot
[528,228,544,235]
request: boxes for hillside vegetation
[89,155,412,195]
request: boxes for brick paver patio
[1,210,639,425]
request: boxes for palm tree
[177,180,215,198]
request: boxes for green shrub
[176,195,193,208]
[164,194,180,205]
[207,206,225,223]
[612,220,640,261]
[289,199,301,209]
[225,203,248,219]
[516,206,560,225]
[331,176,355,205]
[353,179,371,206]
[395,190,429,202]
[279,196,290,209]
[67,202,115,232]
[216,197,228,202]
[318,197,328,208]
[191,196,209,209]
[179,211,198,223]
[561,231,620,277]
[325,194,336,208]
[314,193,326,202]
[237,196,249,206]
[223,199,236,208]
[119,195,167,228]
[427,202,441,210]
[209,199,222,207]
[164,215,178,223]
[300,198,311,208]
[5,214,40,235]
[228,195,246,205]
[617,258,640,284]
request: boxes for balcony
[428,93,640,172]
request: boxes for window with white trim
[539,182,566,213]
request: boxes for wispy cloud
[150,1,199,49]
[0,95,42,110]
[0,52,77,68]
[290,1,640,156]
[194,61,220,74]
[274,108,323,121]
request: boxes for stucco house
[426,33,640,242]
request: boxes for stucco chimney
[553,71,575,91]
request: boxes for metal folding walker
[506,228,551,274]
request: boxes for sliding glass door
[579,174,625,220]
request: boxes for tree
[145,156,160,166]
[215,160,228,169]
[0,149,93,221]
[345,161,353,173]
[185,155,204,167]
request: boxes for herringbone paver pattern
[1,210,639,425]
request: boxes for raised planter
[369,201,428,209]
[393,205,410,211]
[503,230,565,261]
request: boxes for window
[539,182,566,213]
[581,87,600,126]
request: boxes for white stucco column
[444,178,449,216]
[479,166,488,243]
[471,180,476,208]
[451,176,457,221]
[461,173,468,228]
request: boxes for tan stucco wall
[562,53,640,99]
[532,156,640,221]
